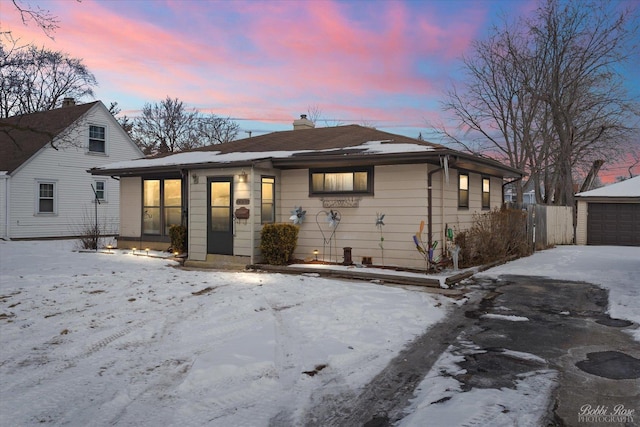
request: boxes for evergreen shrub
[169,224,187,254]
[260,223,299,265]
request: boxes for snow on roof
[575,175,640,198]
[94,140,435,171]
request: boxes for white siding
[6,103,143,239]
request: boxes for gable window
[89,125,106,153]
[482,177,491,209]
[36,181,56,214]
[143,178,182,235]
[261,176,275,224]
[458,172,469,208]
[310,167,373,195]
[93,180,106,202]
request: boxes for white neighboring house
[0,100,144,240]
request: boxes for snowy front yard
[0,240,450,426]
[1,241,638,426]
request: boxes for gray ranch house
[91,116,523,270]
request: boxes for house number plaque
[236,198,250,205]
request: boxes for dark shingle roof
[194,124,446,154]
[0,102,98,174]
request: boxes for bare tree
[192,114,239,146]
[529,0,639,206]
[439,0,639,206]
[0,41,97,118]
[8,0,60,38]
[108,101,134,135]
[132,97,239,155]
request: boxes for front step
[184,254,250,270]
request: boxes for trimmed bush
[260,223,299,265]
[169,224,187,254]
[454,207,530,267]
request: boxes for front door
[207,177,234,254]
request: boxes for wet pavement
[295,275,640,426]
[465,275,639,426]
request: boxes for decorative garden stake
[289,206,306,224]
[375,213,385,265]
[413,220,440,272]
[316,210,341,263]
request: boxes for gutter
[1,174,9,240]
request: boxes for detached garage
[575,176,640,246]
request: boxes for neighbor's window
[482,177,490,209]
[93,180,106,202]
[37,181,56,214]
[143,178,182,235]
[89,125,106,153]
[310,167,372,195]
[458,172,469,208]
[261,176,275,224]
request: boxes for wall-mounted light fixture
[192,173,199,184]
[238,170,248,183]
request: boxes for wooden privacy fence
[526,204,575,251]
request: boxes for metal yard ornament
[316,210,342,262]
[376,213,386,265]
[289,206,306,224]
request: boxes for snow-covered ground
[1,241,638,426]
[0,240,449,426]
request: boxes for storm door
[207,177,234,254]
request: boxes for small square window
[89,125,106,153]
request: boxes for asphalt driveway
[294,275,640,426]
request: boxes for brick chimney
[62,97,76,107]
[293,114,315,130]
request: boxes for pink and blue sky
[2,0,639,180]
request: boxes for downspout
[249,165,255,265]
[427,165,443,250]
[2,176,9,240]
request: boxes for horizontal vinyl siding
[7,105,143,239]
[119,177,141,238]
[278,166,507,270]
[281,164,431,269]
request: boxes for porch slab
[184,254,251,271]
